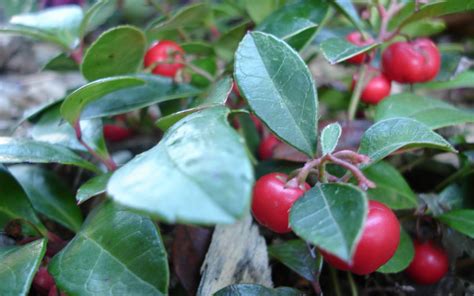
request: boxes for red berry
[382,38,441,83]
[352,72,391,105]
[33,267,55,294]
[252,173,310,233]
[144,40,184,77]
[250,115,263,134]
[405,240,449,285]
[103,124,133,142]
[320,200,400,275]
[258,134,280,160]
[345,32,374,64]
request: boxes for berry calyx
[258,134,280,160]
[345,32,374,64]
[320,200,401,275]
[405,240,449,285]
[103,124,133,142]
[252,173,310,233]
[144,40,184,77]
[382,38,441,83]
[352,71,392,105]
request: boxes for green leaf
[1,0,37,18]
[81,26,146,81]
[81,74,201,119]
[42,53,78,72]
[420,185,463,216]
[60,76,145,125]
[0,166,47,236]
[329,0,365,33]
[235,31,318,157]
[0,138,98,172]
[0,239,47,296]
[416,71,474,90]
[399,1,474,29]
[268,239,322,281]
[214,284,302,296]
[108,107,254,224]
[375,93,474,130]
[147,3,210,39]
[256,0,329,50]
[401,19,446,38]
[377,229,414,273]
[79,0,116,37]
[9,165,83,232]
[31,104,108,158]
[290,183,368,262]
[320,37,378,64]
[181,42,215,55]
[156,76,232,131]
[245,0,285,24]
[2,5,83,49]
[76,173,112,204]
[359,118,455,165]
[49,201,169,295]
[214,22,249,62]
[320,122,342,155]
[363,161,417,210]
[439,209,474,239]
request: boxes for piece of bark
[197,215,273,295]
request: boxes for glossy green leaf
[268,240,321,281]
[60,76,145,125]
[363,161,417,210]
[377,229,414,273]
[417,71,474,90]
[375,93,474,129]
[245,0,284,24]
[214,22,249,62]
[81,26,146,81]
[439,209,474,239]
[214,284,302,296]
[156,76,232,131]
[181,42,215,55]
[81,74,201,119]
[320,38,378,64]
[0,239,47,296]
[31,104,108,158]
[257,0,329,50]
[79,0,116,37]
[147,3,210,38]
[76,173,112,204]
[49,201,169,295]
[0,138,98,172]
[329,0,365,33]
[2,5,83,49]
[42,53,78,72]
[320,122,342,155]
[399,1,474,29]
[10,165,83,232]
[290,183,368,262]
[359,118,455,165]
[108,107,254,224]
[0,166,47,236]
[189,57,217,87]
[235,31,318,157]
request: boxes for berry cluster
[347,32,441,105]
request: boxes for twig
[74,122,117,171]
[348,64,368,121]
[326,154,375,190]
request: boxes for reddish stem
[326,154,375,190]
[74,121,117,171]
